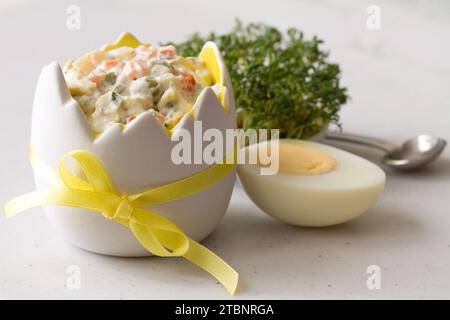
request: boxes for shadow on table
[204,198,427,295]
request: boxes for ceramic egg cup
[31,34,236,257]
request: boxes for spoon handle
[324,132,398,154]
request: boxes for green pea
[165,101,177,109]
[104,72,117,85]
[151,88,163,103]
[146,78,158,88]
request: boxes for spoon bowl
[324,132,447,171]
[383,135,447,170]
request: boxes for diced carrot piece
[174,69,196,86]
[104,59,120,68]
[125,59,149,80]
[183,85,194,93]
[185,74,196,86]
[88,74,105,88]
[125,62,139,80]
[160,49,176,57]
[127,115,137,123]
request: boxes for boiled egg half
[238,139,386,227]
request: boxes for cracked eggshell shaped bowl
[31,33,236,257]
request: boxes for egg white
[238,139,386,227]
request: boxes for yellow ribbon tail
[185,239,239,295]
[130,208,238,295]
[5,190,49,218]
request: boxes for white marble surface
[1,0,449,299]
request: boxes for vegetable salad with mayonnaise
[64,45,215,133]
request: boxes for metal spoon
[324,132,447,171]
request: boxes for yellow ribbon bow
[4,148,238,295]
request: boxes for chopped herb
[153,61,176,73]
[111,90,122,105]
[104,72,117,85]
[146,78,158,88]
[166,19,349,139]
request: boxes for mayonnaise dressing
[64,45,214,133]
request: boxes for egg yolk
[258,143,338,175]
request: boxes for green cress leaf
[166,20,349,139]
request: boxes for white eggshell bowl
[237,139,386,227]
[30,35,236,257]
